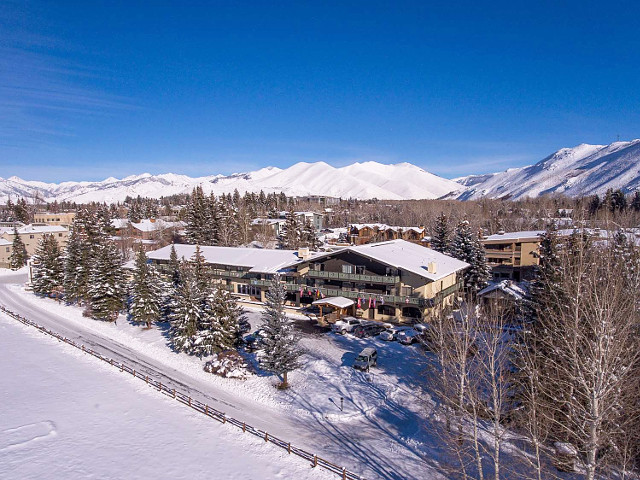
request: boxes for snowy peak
[0,160,459,203]
[456,139,640,200]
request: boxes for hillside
[456,140,640,200]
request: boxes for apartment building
[33,211,76,226]
[147,239,468,323]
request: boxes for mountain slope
[456,140,640,200]
[0,161,460,203]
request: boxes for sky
[1,0,640,182]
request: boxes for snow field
[2,284,448,479]
[0,312,334,480]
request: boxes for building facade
[148,239,468,324]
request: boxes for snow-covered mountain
[0,161,461,203]
[455,140,640,200]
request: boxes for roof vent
[427,261,437,274]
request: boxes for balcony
[306,270,400,284]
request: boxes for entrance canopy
[312,296,354,309]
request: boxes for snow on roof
[0,238,11,246]
[349,223,424,233]
[12,224,67,235]
[131,219,184,232]
[251,218,285,226]
[478,280,526,300]
[312,296,354,308]
[111,218,130,229]
[309,239,468,282]
[483,230,545,242]
[147,244,321,274]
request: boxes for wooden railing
[0,305,364,480]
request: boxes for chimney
[427,261,437,274]
[298,247,310,260]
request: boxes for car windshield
[355,355,368,362]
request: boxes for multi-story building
[33,211,76,226]
[148,239,468,323]
[481,230,542,281]
[0,238,12,268]
[0,224,69,259]
[348,223,427,246]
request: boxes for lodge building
[147,239,468,323]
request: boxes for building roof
[483,230,545,242]
[0,224,67,236]
[309,239,469,282]
[131,219,185,232]
[312,296,354,309]
[478,280,527,300]
[349,223,425,234]
[0,238,11,246]
[147,244,322,274]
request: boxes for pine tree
[169,264,203,353]
[279,206,299,249]
[31,234,64,295]
[449,220,490,294]
[129,249,163,328]
[190,245,210,293]
[87,241,125,321]
[194,283,245,356]
[431,212,451,253]
[185,186,213,245]
[168,244,181,286]
[63,224,87,303]
[631,191,640,212]
[9,228,27,270]
[259,274,302,388]
[301,219,321,250]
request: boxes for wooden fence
[0,305,364,480]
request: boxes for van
[353,347,378,371]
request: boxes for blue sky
[2,1,640,182]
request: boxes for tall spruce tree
[449,220,490,294]
[279,206,299,249]
[9,228,27,270]
[260,274,302,388]
[431,212,451,253]
[169,263,203,353]
[31,234,64,295]
[87,241,125,321]
[129,249,163,328]
[194,283,245,356]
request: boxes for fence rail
[0,304,364,480]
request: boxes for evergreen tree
[9,228,27,270]
[259,275,302,388]
[449,220,490,294]
[129,249,163,328]
[195,283,245,356]
[190,245,210,293]
[185,186,213,245]
[169,263,203,353]
[87,241,125,321]
[588,195,601,215]
[168,244,181,286]
[279,206,299,249]
[431,212,451,253]
[631,191,640,212]
[301,219,321,250]
[31,234,64,295]
[63,224,88,303]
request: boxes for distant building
[347,223,427,246]
[0,224,69,267]
[33,211,76,227]
[297,195,341,206]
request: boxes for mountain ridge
[3,140,640,204]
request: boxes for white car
[379,326,413,341]
[397,328,422,345]
[332,317,362,335]
[412,323,431,334]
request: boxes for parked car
[331,317,362,334]
[353,347,378,371]
[353,323,386,338]
[397,328,422,345]
[379,326,413,341]
[244,329,267,352]
[412,323,431,334]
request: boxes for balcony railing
[306,270,400,284]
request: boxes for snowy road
[0,274,445,480]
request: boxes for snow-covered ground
[0,312,333,480]
[0,274,448,480]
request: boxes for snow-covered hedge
[204,351,252,379]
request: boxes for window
[377,305,395,316]
[401,286,413,296]
[355,265,365,275]
[5,247,8,253]
[341,264,353,274]
[30,235,34,239]
[237,284,260,297]
[58,233,63,237]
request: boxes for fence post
[173,389,176,398]
[288,443,291,454]
[205,405,208,414]
[265,432,268,442]
[242,422,246,433]
[120,364,123,372]
[222,414,226,424]
[188,397,191,406]
[133,369,136,376]
[158,382,162,392]
[313,455,317,467]
[342,467,347,480]
[145,375,148,384]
